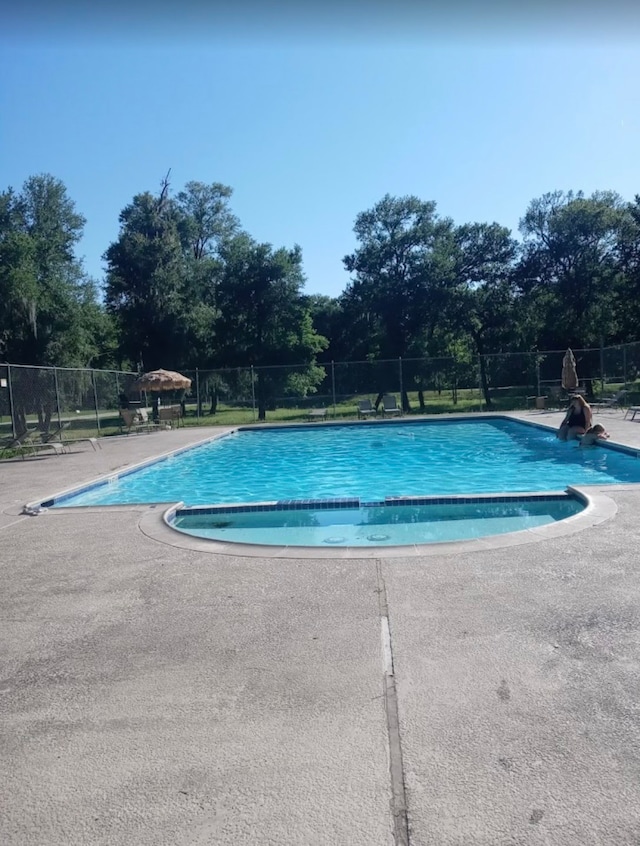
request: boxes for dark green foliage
[214,235,328,420]
[616,195,640,341]
[342,194,456,362]
[0,175,104,367]
[4,172,640,400]
[517,190,627,350]
[104,177,242,371]
[104,180,188,371]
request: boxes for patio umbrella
[561,348,579,392]
[132,368,192,393]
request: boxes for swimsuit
[567,408,586,428]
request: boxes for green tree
[175,181,239,368]
[0,175,98,367]
[517,190,627,351]
[105,177,243,372]
[175,181,239,261]
[0,174,106,431]
[615,195,640,342]
[449,222,519,407]
[303,294,346,363]
[343,195,448,355]
[214,235,328,420]
[104,177,188,370]
[342,194,456,409]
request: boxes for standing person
[557,394,592,441]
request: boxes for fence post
[91,369,101,434]
[478,355,483,412]
[251,365,256,422]
[452,357,458,405]
[623,344,627,387]
[53,367,62,430]
[600,337,605,395]
[331,361,336,417]
[398,357,403,409]
[7,364,15,438]
[196,368,200,420]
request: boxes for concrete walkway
[2,412,640,845]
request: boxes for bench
[307,408,328,421]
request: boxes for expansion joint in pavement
[376,561,410,846]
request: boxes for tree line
[2,172,640,415]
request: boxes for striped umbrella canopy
[561,348,579,391]
[132,368,192,392]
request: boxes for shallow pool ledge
[133,487,618,560]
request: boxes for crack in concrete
[377,561,410,846]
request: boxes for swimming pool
[43,417,634,547]
[51,417,640,508]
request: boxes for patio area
[2,411,640,845]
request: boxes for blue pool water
[172,497,586,547]
[52,418,640,508]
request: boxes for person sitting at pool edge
[557,394,592,441]
[580,423,610,447]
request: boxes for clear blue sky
[2,3,639,298]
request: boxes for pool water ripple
[55,418,640,508]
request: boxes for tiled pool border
[172,490,582,518]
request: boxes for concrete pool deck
[2,410,640,845]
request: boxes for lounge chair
[546,386,566,410]
[120,407,153,434]
[592,390,628,412]
[158,406,183,427]
[357,399,376,419]
[40,421,71,444]
[0,428,40,459]
[381,394,401,416]
[624,406,640,421]
[0,428,65,458]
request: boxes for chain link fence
[0,366,138,442]
[2,342,639,441]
